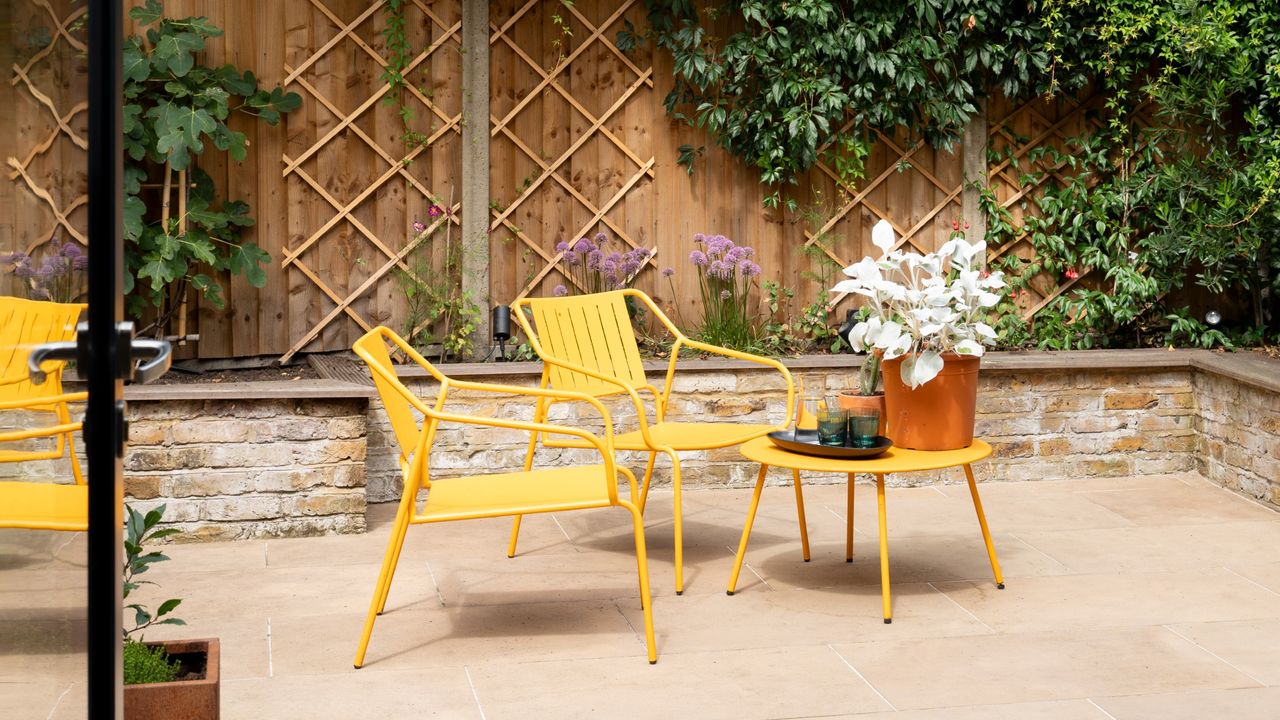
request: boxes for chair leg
[356,496,412,668]
[623,500,657,664]
[846,472,855,562]
[792,468,811,562]
[876,473,892,624]
[639,451,658,513]
[507,515,522,558]
[58,404,84,485]
[375,499,412,615]
[727,463,768,595]
[665,449,685,595]
[963,463,1005,589]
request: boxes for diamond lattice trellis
[280,0,463,361]
[488,0,656,302]
[5,0,89,264]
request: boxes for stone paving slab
[5,473,1279,719]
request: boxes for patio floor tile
[1163,618,1280,685]
[221,667,481,718]
[808,698,1113,720]
[467,645,894,720]
[935,567,1280,632]
[1092,686,1280,719]
[828,626,1260,710]
[269,599,646,675]
[6,474,1280,718]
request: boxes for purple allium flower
[689,250,708,266]
[661,266,675,278]
[708,260,733,280]
[73,254,88,271]
[720,289,732,301]
[594,232,608,243]
[724,246,745,264]
[412,220,427,234]
[555,241,571,253]
[553,284,569,297]
[738,246,755,259]
[427,205,443,218]
[573,237,595,254]
[563,250,580,266]
[621,258,640,277]
[741,260,762,277]
[601,259,618,278]
[693,232,707,244]
[586,249,602,270]
[707,235,734,257]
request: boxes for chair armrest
[669,338,795,430]
[427,408,616,467]
[0,391,87,411]
[0,422,81,444]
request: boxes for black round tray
[767,430,893,459]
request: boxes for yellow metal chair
[509,289,795,594]
[352,326,657,666]
[0,297,87,532]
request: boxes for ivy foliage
[123,0,300,327]
[630,0,1051,206]
[992,0,1280,348]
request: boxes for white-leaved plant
[831,220,1006,388]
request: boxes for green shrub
[123,640,179,685]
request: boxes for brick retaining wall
[5,350,1274,540]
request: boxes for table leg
[876,473,891,623]
[728,463,769,595]
[845,472,855,562]
[963,463,1005,589]
[792,468,811,562]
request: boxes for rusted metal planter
[124,638,220,720]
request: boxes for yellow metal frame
[509,289,795,594]
[727,437,1004,622]
[351,326,657,666]
[0,298,88,532]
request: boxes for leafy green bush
[123,504,185,639]
[123,639,179,685]
[123,0,300,334]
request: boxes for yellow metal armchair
[510,289,795,593]
[352,327,657,666]
[0,297,87,531]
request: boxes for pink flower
[690,250,708,266]
[963,220,970,230]
[412,220,427,233]
[1064,268,1080,280]
[427,205,443,218]
[952,220,960,231]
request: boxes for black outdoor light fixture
[492,305,512,361]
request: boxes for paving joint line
[1162,624,1267,687]
[45,685,71,720]
[1221,566,1280,598]
[1010,532,1072,570]
[1087,698,1120,719]
[424,560,447,606]
[726,545,772,591]
[266,618,274,678]
[826,643,897,712]
[927,581,994,632]
[463,665,487,720]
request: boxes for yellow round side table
[729,436,1005,623]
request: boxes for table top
[740,436,992,474]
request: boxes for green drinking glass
[848,409,880,448]
[816,408,848,446]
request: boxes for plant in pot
[836,344,887,438]
[831,220,1005,450]
[123,504,220,720]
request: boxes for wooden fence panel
[0,0,1106,359]
[1,0,88,299]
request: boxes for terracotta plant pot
[881,353,980,451]
[125,638,220,720]
[836,391,887,437]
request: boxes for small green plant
[856,353,881,396]
[123,503,185,639]
[122,503,186,685]
[123,639,180,685]
[396,201,481,362]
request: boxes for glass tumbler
[816,408,848,446]
[848,409,880,448]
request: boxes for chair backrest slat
[0,297,85,406]
[526,292,646,396]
